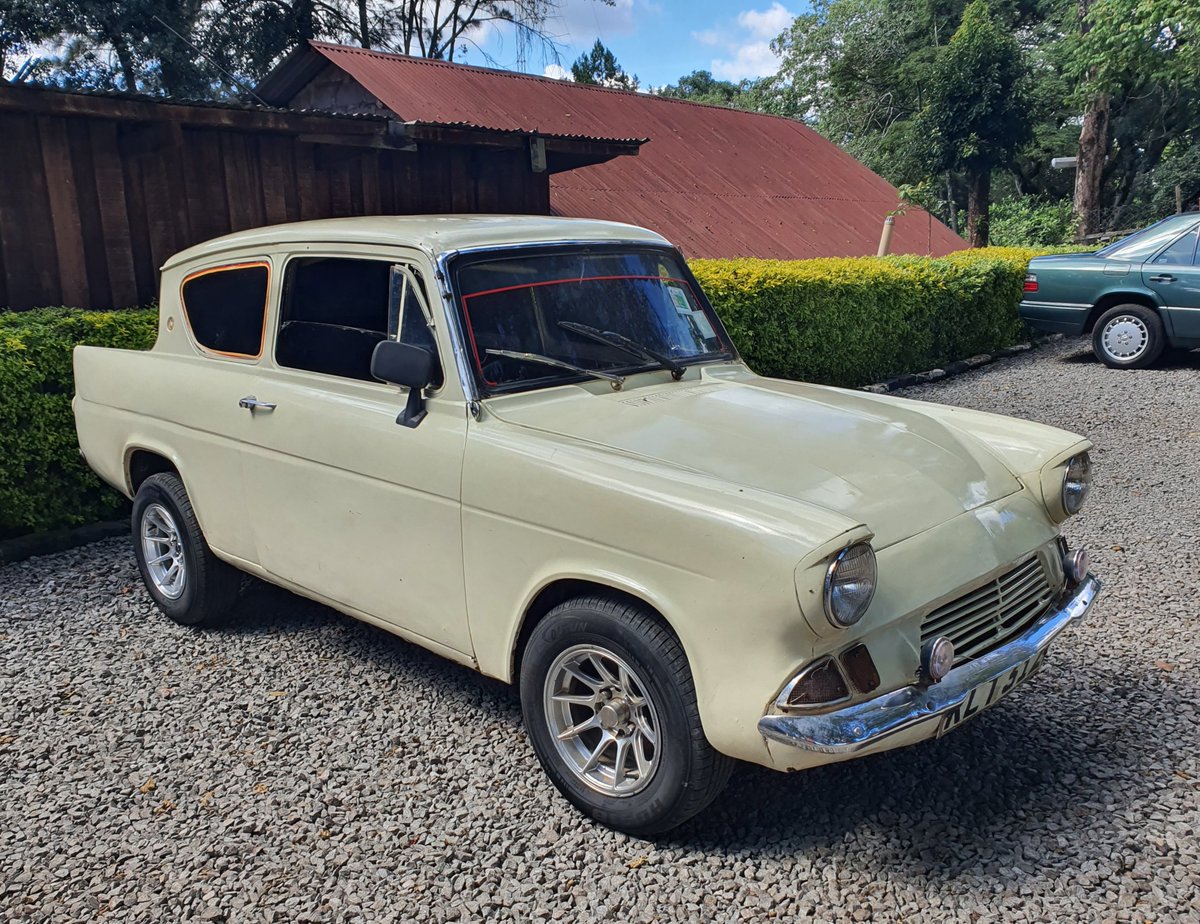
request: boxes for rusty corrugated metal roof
[304,42,966,259]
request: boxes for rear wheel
[1092,304,1164,369]
[520,595,733,836]
[132,473,240,626]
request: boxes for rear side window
[181,263,269,358]
[1152,225,1199,265]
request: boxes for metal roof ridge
[307,40,814,125]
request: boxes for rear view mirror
[371,340,436,428]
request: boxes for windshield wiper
[484,349,626,388]
[558,321,686,381]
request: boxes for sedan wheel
[1092,304,1164,369]
[520,595,733,836]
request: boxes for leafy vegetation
[0,249,1056,537]
[692,250,1039,387]
[0,307,156,538]
[570,39,637,90]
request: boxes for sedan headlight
[1062,453,1091,516]
[823,543,877,628]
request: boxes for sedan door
[1143,221,1200,346]
[238,252,472,657]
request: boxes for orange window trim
[180,261,272,360]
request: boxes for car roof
[162,215,671,270]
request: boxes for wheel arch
[125,445,183,497]
[1084,291,1161,334]
[509,576,686,687]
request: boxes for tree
[25,0,616,96]
[658,70,742,106]
[1065,0,1200,235]
[570,38,637,90]
[1,0,66,79]
[916,1,1029,246]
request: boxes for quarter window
[181,263,269,358]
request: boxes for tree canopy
[570,38,637,90]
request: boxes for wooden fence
[0,85,638,310]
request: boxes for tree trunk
[966,169,990,248]
[112,37,139,92]
[357,0,370,47]
[946,172,959,236]
[1073,93,1110,238]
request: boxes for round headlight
[1062,453,1091,516]
[823,543,877,628]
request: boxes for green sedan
[1020,213,1200,368]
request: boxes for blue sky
[457,0,803,89]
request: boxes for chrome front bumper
[757,575,1101,755]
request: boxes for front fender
[461,420,863,764]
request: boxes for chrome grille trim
[920,557,1057,663]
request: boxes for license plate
[936,649,1047,738]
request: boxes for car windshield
[454,248,732,393]
[1095,214,1200,262]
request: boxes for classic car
[1020,212,1200,368]
[73,216,1100,835]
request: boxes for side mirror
[371,340,436,428]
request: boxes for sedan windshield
[455,248,732,393]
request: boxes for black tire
[131,472,240,626]
[1091,303,1165,369]
[520,595,734,836]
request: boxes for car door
[238,249,472,657]
[1143,220,1200,345]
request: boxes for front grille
[921,557,1057,663]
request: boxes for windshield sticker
[665,284,693,315]
[690,310,717,339]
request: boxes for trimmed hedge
[1,248,1059,540]
[691,247,1064,387]
[0,308,157,539]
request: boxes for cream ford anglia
[73,216,1100,835]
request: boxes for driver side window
[276,256,442,386]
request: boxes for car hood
[486,368,1024,548]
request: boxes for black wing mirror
[371,340,437,428]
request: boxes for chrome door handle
[1149,274,1175,283]
[238,395,277,412]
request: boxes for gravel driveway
[2,339,1198,923]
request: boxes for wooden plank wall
[0,111,550,310]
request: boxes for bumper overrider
[758,575,1101,755]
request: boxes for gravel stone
[2,338,1198,922]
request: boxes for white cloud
[543,63,573,80]
[701,3,794,81]
[737,3,793,40]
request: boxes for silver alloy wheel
[141,503,186,600]
[543,644,661,796]
[1101,314,1150,360]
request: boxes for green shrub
[0,248,1060,539]
[988,198,1077,247]
[0,307,156,539]
[691,249,1054,387]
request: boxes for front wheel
[1092,304,1165,369]
[520,595,733,836]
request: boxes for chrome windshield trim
[435,249,481,404]
[758,575,1100,755]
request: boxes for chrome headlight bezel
[1062,452,1091,516]
[823,542,877,629]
